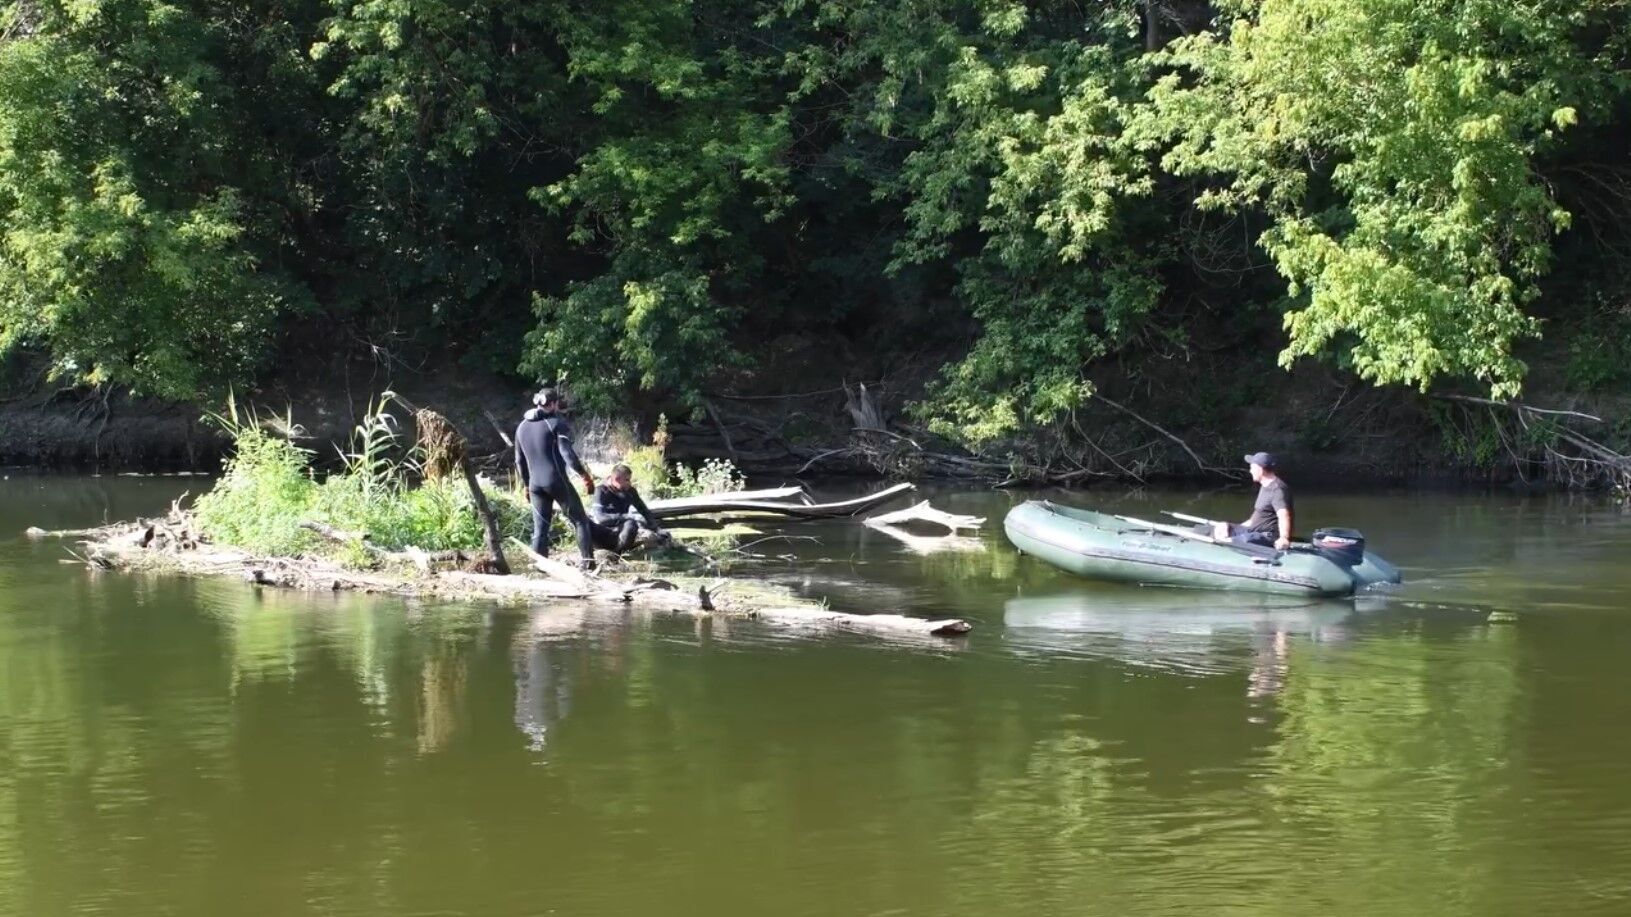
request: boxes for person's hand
[582,474,595,494]
[1274,536,1291,551]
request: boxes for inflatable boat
[1004,501,1401,597]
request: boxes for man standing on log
[515,388,596,567]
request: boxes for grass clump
[192,398,321,556]
[193,396,530,562]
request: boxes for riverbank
[4,343,1628,490]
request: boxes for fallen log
[648,486,809,518]
[654,482,915,522]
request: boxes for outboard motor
[1312,528,1366,567]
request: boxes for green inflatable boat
[1004,501,1401,597]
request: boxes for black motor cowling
[1312,528,1366,567]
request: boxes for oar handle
[1164,511,1223,527]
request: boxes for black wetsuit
[514,408,593,559]
[590,483,659,553]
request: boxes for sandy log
[299,521,387,560]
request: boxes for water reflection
[1003,587,1358,677]
[511,610,588,753]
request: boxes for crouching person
[590,464,666,554]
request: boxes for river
[3,475,1630,916]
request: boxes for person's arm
[514,426,529,488]
[1275,508,1292,550]
[553,419,595,491]
[629,488,659,530]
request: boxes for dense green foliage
[2,0,1627,440]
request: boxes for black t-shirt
[1245,478,1292,534]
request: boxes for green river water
[3,475,1630,916]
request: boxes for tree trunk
[460,454,510,575]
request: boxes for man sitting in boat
[1211,452,1293,550]
[590,463,667,553]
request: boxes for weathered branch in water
[864,500,984,533]
[862,500,986,555]
[26,525,108,539]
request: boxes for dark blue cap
[1243,451,1277,469]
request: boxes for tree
[1138,0,1631,398]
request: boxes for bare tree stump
[415,408,509,575]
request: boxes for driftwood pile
[647,483,991,556]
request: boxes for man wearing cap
[1212,452,1293,550]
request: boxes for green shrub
[669,458,745,497]
[610,413,744,499]
[192,401,319,556]
[194,397,532,562]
